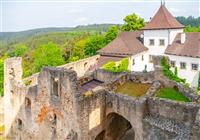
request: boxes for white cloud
[169,7,181,13]
[66,9,83,14]
[75,17,89,23]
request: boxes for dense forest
[0,15,199,96]
[176,16,200,27]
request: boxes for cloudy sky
[0,0,199,32]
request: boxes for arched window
[25,97,31,109]
[52,77,59,97]
[16,119,23,130]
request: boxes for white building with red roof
[98,4,200,87]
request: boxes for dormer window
[159,39,165,46]
[149,39,154,46]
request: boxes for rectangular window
[149,55,153,63]
[191,63,199,71]
[132,59,135,65]
[170,61,176,67]
[141,55,144,61]
[159,39,165,46]
[149,39,154,46]
[180,62,186,69]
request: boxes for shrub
[161,57,186,83]
[103,58,129,73]
[118,58,129,72]
[103,61,116,72]
[198,72,200,91]
[143,65,147,73]
[174,66,178,76]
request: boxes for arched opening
[69,67,73,70]
[84,62,88,68]
[25,97,31,109]
[16,119,23,130]
[95,113,135,140]
[51,77,59,97]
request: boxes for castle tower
[142,4,184,55]
[3,57,24,136]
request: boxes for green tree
[122,13,145,31]
[14,44,28,57]
[0,55,8,96]
[184,25,200,32]
[105,26,119,44]
[69,39,88,62]
[85,35,105,56]
[198,72,200,91]
[33,42,65,72]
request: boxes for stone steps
[144,116,191,140]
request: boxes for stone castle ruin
[3,55,200,140]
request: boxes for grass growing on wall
[161,57,186,83]
[156,88,191,102]
[103,58,129,73]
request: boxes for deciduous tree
[122,13,145,31]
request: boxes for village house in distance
[98,4,200,87]
[3,3,200,140]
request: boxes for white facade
[143,29,183,55]
[167,55,200,87]
[130,28,199,87]
[130,51,154,72]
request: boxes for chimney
[181,33,186,44]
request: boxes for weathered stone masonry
[3,57,200,140]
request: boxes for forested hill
[0,24,116,45]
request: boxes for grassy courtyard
[115,81,151,97]
[156,88,191,102]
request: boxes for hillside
[0,24,115,45]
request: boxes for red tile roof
[142,5,184,30]
[98,31,148,56]
[165,33,200,58]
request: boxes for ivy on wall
[161,57,186,84]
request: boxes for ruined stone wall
[147,97,199,126]
[75,90,106,140]
[93,69,126,83]
[23,73,39,87]
[3,57,27,136]
[58,55,100,77]
[143,97,200,140]
[22,55,100,87]
[6,67,84,140]
[3,56,200,140]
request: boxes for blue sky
[0,0,199,32]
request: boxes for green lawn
[156,88,191,102]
